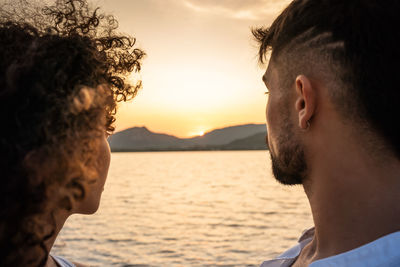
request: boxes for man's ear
[295,75,316,130]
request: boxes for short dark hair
[0,0,144,266]
[253,0,400,158]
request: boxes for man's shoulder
[309,231,400,266]
[260,228,400,267]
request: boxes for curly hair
[0,0,145,265]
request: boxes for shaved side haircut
[253,0,400,158]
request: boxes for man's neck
[301,142,400,263]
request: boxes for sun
[188,129,207,137]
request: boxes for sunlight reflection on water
[52,151,312,266]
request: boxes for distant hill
[221,132,268,150]
[108,127,184,151]
[108,124,268,152]
[186,124,266,146]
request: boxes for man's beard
[269,119,307,185]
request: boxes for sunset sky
[95,0,291,137]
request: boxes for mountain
[186,124,266,146]
[108,126,184,151]
[221,132,268,150]
[108,124,268,152]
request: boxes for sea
[51,151,313,267]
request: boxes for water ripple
[52,151,312,266]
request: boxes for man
[252,0,400,266]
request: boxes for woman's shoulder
[52,255,89,267]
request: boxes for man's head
[253,0,400,185]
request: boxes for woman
[0,0,145,266]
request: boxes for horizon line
[113,122,267,139]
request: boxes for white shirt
[51,255,76,267]
[260,227,400,267]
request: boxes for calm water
[52,151,313,266]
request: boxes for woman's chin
[74,198,102,215]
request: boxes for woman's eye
[264,91,269,95]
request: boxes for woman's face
[75,133,111,214]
